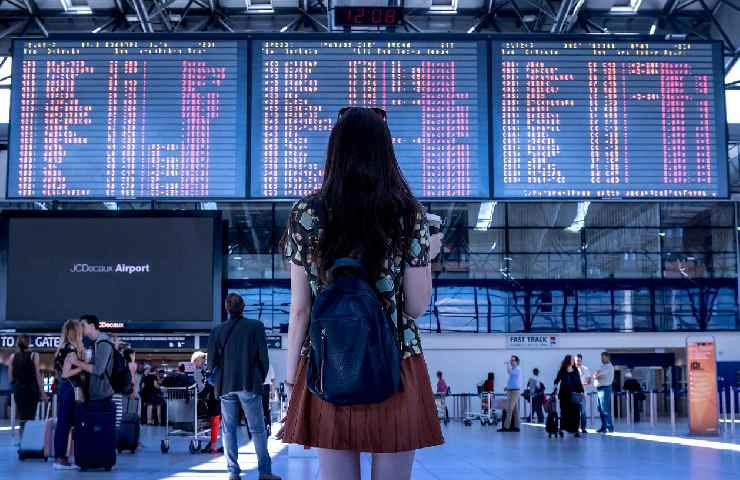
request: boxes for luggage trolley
[463,392,498,426]
[160,385,211,454]
[434,393,450,425]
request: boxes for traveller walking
[279,107,444,480]
[593,352,615,433]
[554,354,584,438]
[53,320,85,469]
[575,354,592,433]
[527,368,545,423]
[140,366,162,425]
[499,355,522,432]
[208,293,280,480]
[9,334,47,435]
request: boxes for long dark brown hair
[315,107,419,282]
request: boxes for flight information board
[251,39,489,198]
[8,38,246,198]
[492,40,728,199]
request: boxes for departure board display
[8,39,246,199]
[251,39,489,198]
[492,40,728,199]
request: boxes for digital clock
[334,6,404,26]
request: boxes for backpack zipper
[319,328,327,394]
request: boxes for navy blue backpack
[306,258,401,406]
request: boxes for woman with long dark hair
[554,354,584,438]
[9,334,47,435]
[279,107,444,479]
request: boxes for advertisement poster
[687,338,719,436]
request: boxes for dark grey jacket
[207,316,269,397]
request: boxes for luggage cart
[160,385,211,454]
[463,392,497,426]
[434,393,450,425]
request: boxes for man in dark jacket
[208,293,280,480]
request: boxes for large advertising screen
[0,212,223,330]
[687,337,719,436]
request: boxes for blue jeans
[221,390,272,476]
[54,380,76,460]
[597,387,614,431]
[579,395,587,431]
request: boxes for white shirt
[264,364,275,386]
[594,362,615,388]
[578,365,593,393]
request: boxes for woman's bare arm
[286,263,311,387]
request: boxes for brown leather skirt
[281,355,444,453]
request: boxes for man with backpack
[208,293,280,480]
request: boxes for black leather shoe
[597,428,607,433]
[497,428,510,432]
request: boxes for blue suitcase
[74,401,117,471]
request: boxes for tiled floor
[1,420,739,480]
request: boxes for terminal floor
[1,420,739,480]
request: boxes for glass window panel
[585,203,659,227]
[433,286,481,332]
[662,227,736,253]
[729,143,739,192]
[508,254,584,279]
[509,228,582,253]
[428,202,505,228]
[467,253,504,279]
[227,254,273,279]
[663,253,736,278]
[219,203,273,227]
[507,203,579,227]
[660,203,734,227]
[586,253,660,278]
[656,287,737,331]
[228,226,273,254]
[227,287,290,332]
[575,290,613,331]
[0,88,8,123]
[586,228,660,253]
[467,229,505,253]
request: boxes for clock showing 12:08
[334,6,405,26]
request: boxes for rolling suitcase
[74,401,117,471]
[18,403,51,461]
[117,413,140,453]
[546,411,560,438]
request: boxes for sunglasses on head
[337,107,387,122]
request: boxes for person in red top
[482,372,495,393]
[436,371,448,395]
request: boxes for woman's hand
[430,233,442,259]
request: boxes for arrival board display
[8,38,246,198]
[250,39,490,198]
[492,40,727,199]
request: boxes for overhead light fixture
[610,0,643,14]
[60,0,92,14]
[649,22,657,35]
[103,202,118,211]
[200,202,217,210]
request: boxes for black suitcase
[546,411,560,438]
[117,413,140,453]
[74,401,117,471]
